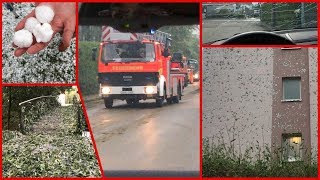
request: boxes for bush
[2,132,101,177]
[2,105,101,177]
[79,41,100,96]
[202,138,317,177]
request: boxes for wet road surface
[202,18,266,43]
[85,82,200,173]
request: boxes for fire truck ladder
[138,30,171,44]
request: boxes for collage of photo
[1,1,318,179]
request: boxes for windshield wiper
[125,60,148,63]
[104,60,115,63]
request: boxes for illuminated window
[282,133,302,162]
[282,77,301,101]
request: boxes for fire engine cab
[97,27,185,108]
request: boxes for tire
[172,83,181,103]
[104,98,113,108]
[166,97,173,104]
[156,87,166,107]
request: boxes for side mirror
[91,48,97,61]
[163,48,170,58]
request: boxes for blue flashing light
[150,28,156,35]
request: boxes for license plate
[122,87,132,91]
[120,91,133,94]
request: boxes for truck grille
[98,72,159,86]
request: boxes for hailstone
[25,17,40,32]
[33,23,54,43]
[13,30,33,48]
[35,5,54,23]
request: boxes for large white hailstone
[13,30,33,48]
[25,17,40,32]
[35,5,55,23]
[33,23,54,43]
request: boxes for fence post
[300,3,305,28]
[271,3,276,31]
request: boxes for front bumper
[100,85,158,100]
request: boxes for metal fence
[260,3,317,30]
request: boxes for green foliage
[202,138,317,177]
[79,41,100,96]
[3,133,100,177]
[2,130,23,143]
[159,26,199,60]
[79,26,101,41]
[2,106,101,177]
[22,98,60,133]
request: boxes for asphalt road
[85,82,200,173]
[202,18,267,43]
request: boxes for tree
[159,25,199,60]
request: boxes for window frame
[281,77,302,102]
[282,133,303,162]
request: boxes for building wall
[202,48,274,154]
[203,48,317,159]
[271,48,311,159]
[308,48,318,160]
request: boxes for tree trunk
[7,87,12,130]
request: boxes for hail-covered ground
[2,3,75,83]
[2,106,102,177]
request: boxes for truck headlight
[101,86,111,94]
[145,86,155,94]
[193,73,199,79]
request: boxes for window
[282,77,301,101]
[282,133,303,162]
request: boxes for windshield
[102,42,155,63]
[188,60,199,71]
[202,2,317,43]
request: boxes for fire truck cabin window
[282,77,301,101]
[282,134,303,162]
[102,42,155,63]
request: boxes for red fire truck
[97,27,185,108]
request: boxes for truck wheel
[172,84,181,103]
[156,87,166,107]
[104,98,113,108]
[166,97,173,104]
[156,98,164,107]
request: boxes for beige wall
[202,48,274,154]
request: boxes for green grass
[79,41,100,96]
[202,138,317,177]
